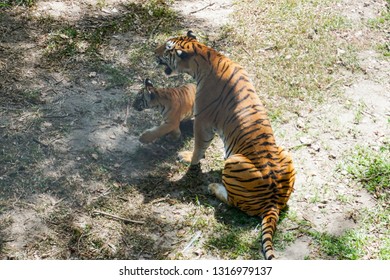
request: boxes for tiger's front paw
[178,151,193,163]
[139,131,156,144]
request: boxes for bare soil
[0,0,389,260]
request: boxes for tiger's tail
[260,208,279,260]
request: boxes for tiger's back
[155,32,296,259]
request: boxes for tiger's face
[155,31,198,75]
[132,79,155,111]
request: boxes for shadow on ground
[0,1,254,260]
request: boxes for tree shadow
[0,1,241,260]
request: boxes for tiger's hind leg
[222,154,280,260]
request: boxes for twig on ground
[33,138,49,148]
[149,19,163,39]
[182,231,202,253]
[92,210,145,224]
[286,226,300,231]
[286,143,311,150]
[190,3,215,14]
[302,215,314,226]
[42,114,70,119]
[151,195,170,204]
[123,102,130,126]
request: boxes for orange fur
[133,79,196,143]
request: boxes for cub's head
[155,30,198,75]
[132,78,156,111]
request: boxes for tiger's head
[132,78,156,111]
[155,30,198,76]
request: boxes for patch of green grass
[0,0,36,8]
[24,89,42,104]
[45,27,79,58]
[368,5,390,29]
[206,209,301,259]
[379,238,390,259]
[367,2,390,57]
[344,143,390,199]
[206,222,260,259]
[376,42,390,57]
[202,207,261,259]
[221,0,356,112]
[352,205,390,260]
[273,209,310,251]
[372,209,389,259]
[274,230,297,249]
[1,89,43,106]
[336,193,351,204]
[95,64,131,89]
[204,206,301,259]
[338,143,390,259]
[353,101,367,124]
[309,188,322,204]
[310,230,367,259]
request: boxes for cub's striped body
[133,78,196,143]
[155,31,295,260]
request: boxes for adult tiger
[155,31,296,260]
[132,78,196,143]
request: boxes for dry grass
[1,0,389,260]
[217,0,361,119]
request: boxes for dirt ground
[0,0,389,259]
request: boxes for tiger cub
[132,78,196,143]
[155,31,296,259]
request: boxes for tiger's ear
[187,30,197,40]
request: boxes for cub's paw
[139,131,155,144]
[177,151,193,163]
[166,131,181,142]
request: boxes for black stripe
[226,90,250,111]
[223,177,275,191]
[219,76,248,107]
[261,237,272,245]
[195,66,240,117]
[199,52,208,63]
[216,56,224,71]
[228,167,258,173]
[230,129,273,154]
[259,141,276,146]
[224,173,261,183]
[276,178,293,184]
[222,105,257,137]
[226,124,265,155]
